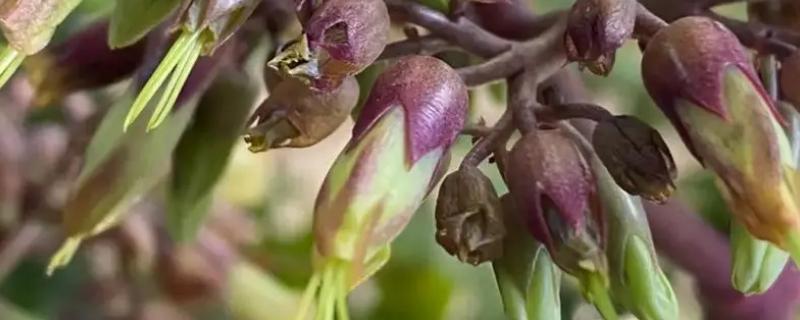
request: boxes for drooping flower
[269,0,389,91]
[302,55,467,319]
[506,128,617,320]
[565,0,637,75]
[642,16,800,264]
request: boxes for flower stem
[124,31,199,131]
[295,271,321,320]
[0,47,23,89]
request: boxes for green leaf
[167,70,257,242]
[108,0,182,48]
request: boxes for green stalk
[147,38,202,130]
[335,261,350,320]
[295,272,321,320]
[123,31,197,130]
[0,47,23,88]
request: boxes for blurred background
[0,0,750,319]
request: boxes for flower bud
[506,128,616,319]
[642,16,800,256]
[565,0,636,76]
[730,219,789,294]
[435,165,505,265]
[25,21,147,106]
[179,0,261,54]
[244,76,359,153]
[0,0,82,54]
[591,153,678,320]
[307,55,467,319]
[592,115,676,203]
[507,129,605,275]
[0,0,82,89]
[269,0,390,91]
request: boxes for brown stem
[385,0,511,57]
[508,72,539,135]
[462,111,513,167]
[379,36,455,60]
[634,3,668,41]
[458,15,568,86]
[538,103,614,123]
[706,11,797,59]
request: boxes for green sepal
[730,220,788,294]
[592,155,678,319]
[527,246,562,320]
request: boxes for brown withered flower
[244,76,359,152]
[435,165,506,265]
[592,115,677,203]
[565,0,637,76]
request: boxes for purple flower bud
[25,21,147,106]
[642,16,800,251]
[642,16,783,154]
[435,165,505,265]
[313,55,466,286]
[351,55,468,164]
[244,76,359,152]
[565,0,636,76]
[506,128,606,276]
[592,115,676,203]
[270,0,389,91]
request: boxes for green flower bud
[730,219,789,295]
[493,194,562,320]
[642,17,800,262]
[300,56,467,319]
[435,165,506,265]
[527,244,562,320]
[592,151,678,320]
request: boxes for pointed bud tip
[352,55,468,164]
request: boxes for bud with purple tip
[269,0,390,91]
[565,0,636,75]
[301,55,467,319]
[642,16,800,264]
[506,128,617,320]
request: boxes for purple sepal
[351,55,468,165]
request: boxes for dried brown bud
[565,0,636,76]
[592,115,676,203]
[435,165,505,265]
[244,76,359,152]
